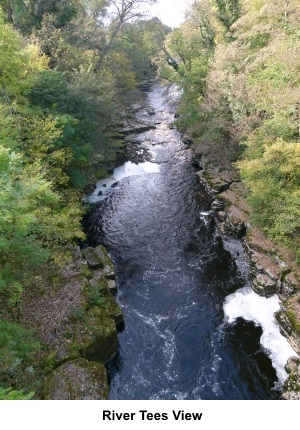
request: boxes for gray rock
[108,279,117,294]
[282,356,300,399]
[285,356,300,374]
[82,247,104,269]
[252,273,278,297]
[44,358,109,400]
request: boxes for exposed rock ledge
[282,357,300,400]
[190,142,300,398]
[21,245,123,400]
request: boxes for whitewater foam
[223,287,298,385]
[86,161,160,203]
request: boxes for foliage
[215,0,241,31]
[0,1,169,397]
[0,144,84,308]
[0,3,169,311]
[167,0,300,256]
[70,306,87,321]
[87,285,109,308]
[239,140,300,255]
[0,387,34,400]
[0,320,40,388]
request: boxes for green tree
[0,320,40,391]
[95,0,157,69]
[215,0,240,31]
[0,144,83,310]
[156,0,216,129]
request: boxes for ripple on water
[86,82,286,400]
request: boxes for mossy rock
[283,357,300,398]
[87,277,111,296]
[75,307,117,363]
[44,358,109,400]
[84,279,124,327]
[275,308,300,355]
[84,246,115,279]
[51,347,81,369]
[286,307,300,337]
[82,247,105,270]
[105,295,124,328]
[97,246,115,279]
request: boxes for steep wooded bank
[156,0,300,398]
[0,0,170,399]
[1,0,300,400]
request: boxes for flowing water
[85,82,294,400]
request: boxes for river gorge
[85,81,296,400]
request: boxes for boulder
[82,246,115,275]
[108,279,117,294]
[285,356,300,374]
[44,358,109,400]
[82,247,105,270]
[51,347,80,368]
[252,273,278,297]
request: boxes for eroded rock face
[90,246,115,279]
[276,298,300,355]
[243,227,297,298]
[20,244,123,399]
[282,357,300,400]
[195,159,299,299]
[75,308,118,363]
[42,247,124,398]
[194,152,300,400]
[247,248,288,297]
[44,358,109,400]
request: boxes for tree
[95,0,157,69]
[155,0,216,127]
[169,0,300,255]
[215,0,240,31]
[0,144,84,310]
[111,17,171,80]
[0,320,40,391]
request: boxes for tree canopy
[0,0,168,397]
[160,0,300,258]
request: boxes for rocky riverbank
[188,136,300,399]
[20,246,123,400]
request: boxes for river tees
[86,82,295,400]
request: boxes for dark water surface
[86,82,280,400]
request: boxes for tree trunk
[7,0,13,23]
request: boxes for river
[85,81,285,400]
